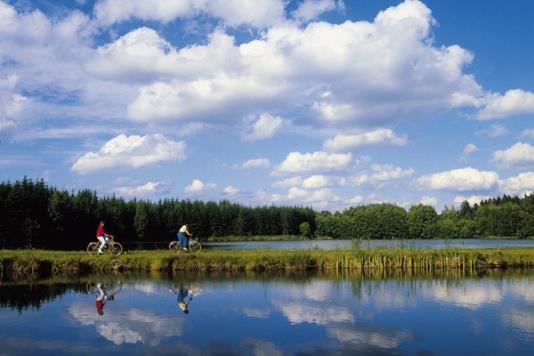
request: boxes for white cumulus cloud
[120,0,486,130]
[274,151,351,175]
[0,74,30,126]
[301,175,330,189]
[242,113,283,141]
[127,73,286,123]
[271,187,343,210]
[462,143,478,156]
[272,176,304,188]
[493,142,534,168]
[113,181,168,197]
[223,185,240,196]
[88,29,239,84]
[292,0,340,23]
[71,134,186,174]
[88,27,182,83]
[0,1,138,129]
[5,0,531,151]
[476,89,534,120]
[302,175,347,189]
[272,174,345,189]
[417,167,499,192]
[242,158,271,169]
[349,195,364,205]
[184,179,217,194]
[352,164,414,186]
[94,0,285,28]
[420,196,437,207]
[324,128,407,151]
[499,172,534,196]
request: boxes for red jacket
[96,224,105,237]
[96,299,105,314]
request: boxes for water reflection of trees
[0,275,122,312]
[348,268,534,301]
[0,283,84,312]
[1,269,532,311]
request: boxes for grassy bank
[1,247,534,275]
[2,248,534,274]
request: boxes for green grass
[1,247,534,275]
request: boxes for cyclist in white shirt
[177,224,192,251]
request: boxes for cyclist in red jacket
[96,221,111,254]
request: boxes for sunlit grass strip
[1,248,534,274]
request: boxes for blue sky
[0,0,533,211]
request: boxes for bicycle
[169,238,202,253]
[87,235,123,256]
[86,280,122,299]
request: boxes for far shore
[205,235,534,242]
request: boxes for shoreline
[1,248,534,275]
[206,236,534,242]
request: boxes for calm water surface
[205,238,534,250]
[1,270,533,355]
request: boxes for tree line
[316,194,534,240]
[0,178,315,249]
[0,178,533,249]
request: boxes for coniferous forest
[0,178,533,249]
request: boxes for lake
[204,238,534,251]
[1,269,533,355]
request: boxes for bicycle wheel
[87,242,99,255]
[110,242,123,256]
[169,241,180,250]
[189,240,201,253]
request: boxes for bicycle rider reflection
[95,283,115,315]
[95,283,107,315]
[170,285,192,314]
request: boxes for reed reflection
[0,268,531,311]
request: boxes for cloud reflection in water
[69,304,184,345]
